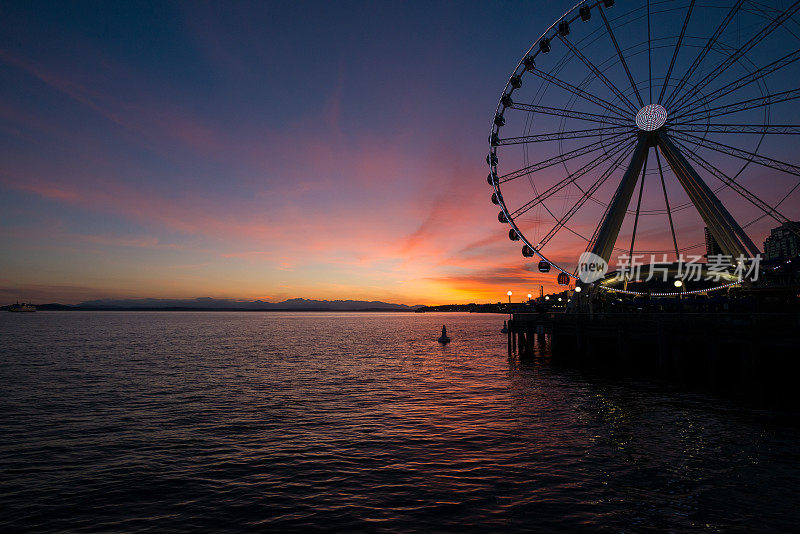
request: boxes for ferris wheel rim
[487,0,800,295]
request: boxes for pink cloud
[14,181,80,202]
[0,44,583,303]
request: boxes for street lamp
[507,291,513,319]
[674,279,684,316]
[574,286,582,293]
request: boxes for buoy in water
[501,320,508,333]
[438,325,450,344]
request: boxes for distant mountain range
[24,297,423,311]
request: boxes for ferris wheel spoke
[670,1,800,113]
[498,133,633,183]
[670,87,800,124]
[598,4,644,108]
[510,136,635,218]
[673,137,800,235]
[647,0,653,104]
[627,150,649,259]
[663,0,744,109]
[656,132,759,256]
[654,150,680,258]
[526,67,632,120]
[671,124,800,134]
[494,126,634,146]
[745,178,800,232]
[508,102,631,127]
[583,207,607,263]
[589,135,650,262]
[672,131,800,178]
[538,141,636,250]
[658,0,695,105]
[671,47,800,118]
[557,34,638,113]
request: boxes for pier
[508,312,800,394]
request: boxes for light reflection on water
[1,311,798,531]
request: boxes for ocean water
[1,311,799,532]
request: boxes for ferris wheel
[488,0,800,295]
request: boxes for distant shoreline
[2,306,424,312]
[1,306,509,313]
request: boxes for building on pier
[764,222,800,261]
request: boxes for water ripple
[1,311,799,531]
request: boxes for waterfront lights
[545,296,550,300]
[574,286,582,293]
[507,290,513,296]
[674,279,684,288]
[527,293,532,300]
[558,297,562,302]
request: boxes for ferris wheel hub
[635,104,668,131]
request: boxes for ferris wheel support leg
[657,138,742,256]
[655,132,760,258]
[590,134,650,264]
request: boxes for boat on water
[8,301,36,312]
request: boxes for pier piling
[507,311,799,393]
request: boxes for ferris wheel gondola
[488,0,800,295]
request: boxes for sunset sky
[2,1,798,305]
[0,1,578,305]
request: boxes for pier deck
[508,312,800,392]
